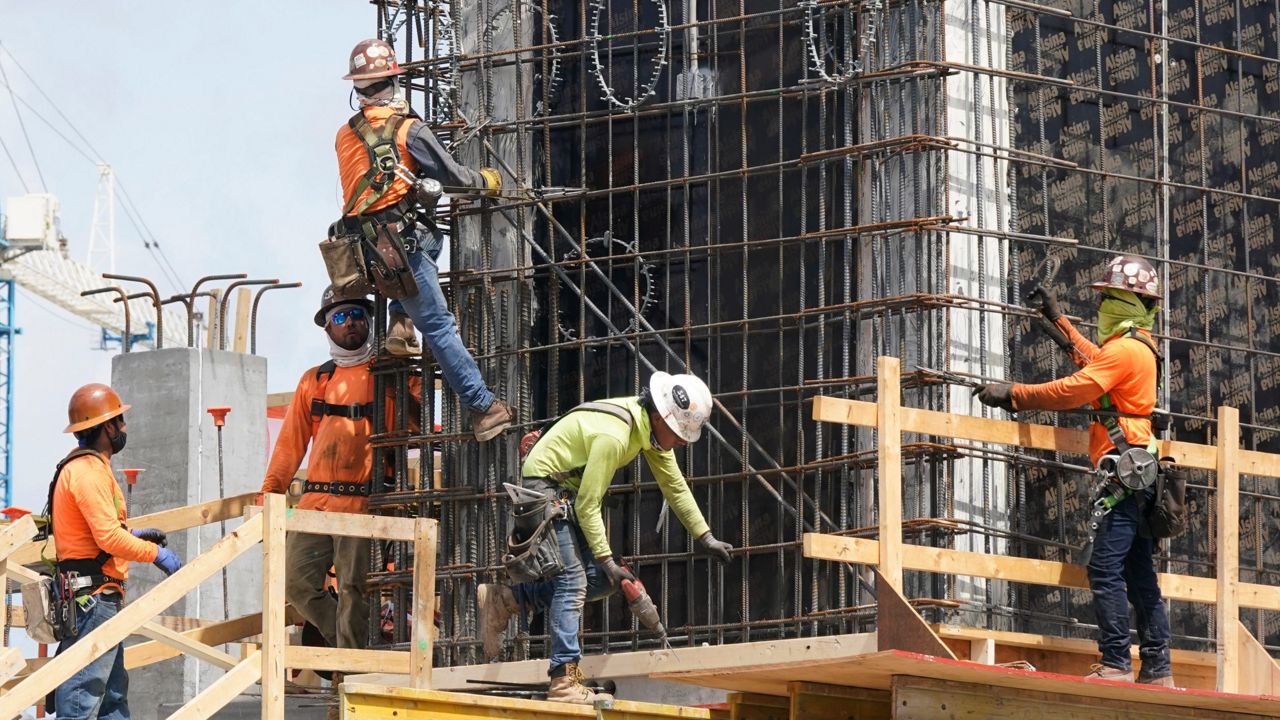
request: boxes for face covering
[109,426,127,453]
[1096,290,1158,344]
[325,304,375,366]
[356,79,409,113]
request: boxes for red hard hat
[343,39,404,81]
[65,383,130,434]
[1090,254,1161,300]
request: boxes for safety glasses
[330,307,367,326]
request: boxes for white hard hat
[649,371,713,443]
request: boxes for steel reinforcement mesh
[357,0,1280,665]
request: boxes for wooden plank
[891,674,1266,720]
[136,620,238,670]
[876,357,904,589]
[803,533,1280,612]
[729,692,788,720]
[1217,405,1241,694]
[260,493,286,720]
[969,638,996,665]
[657,649,1280,716]
[933,624,1218,668]
[245,506,418,542]
[206,290,220,350]
[411,518,438,689]
[232,287,251,353]
[125,609,294,670]
[0,647,24,685]
[0,516,36,561]
[285,645,410,674]
[1235,622,1280,697]
[787,682,890,720]
[166,652,262,720]
[8,492,259,567]
[874,568,956,660]
[341,683,712,718]
[0,514,264,717]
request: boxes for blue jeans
[1087,492,1171,677]
[53,594,129,720]
[511,520,615,675]
[388,228,495,412]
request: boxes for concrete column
[110,348,268,720]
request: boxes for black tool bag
[1140,459,1187,539]
[502,515,566,584]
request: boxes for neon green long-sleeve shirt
[521,396,711,559]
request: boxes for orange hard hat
[64,383,130,434]
[343,38,404,81]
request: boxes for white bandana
[325,304,374,367]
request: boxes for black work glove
[598,557,637,588]
[1027,285,1062,322]
[131,528,168,547]
[696,532,733,564]
[972,383,1016,412]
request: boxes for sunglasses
[330,307,367,326]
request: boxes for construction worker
[974,254,1173,688]
[478,372,734,704]
[260,286,423,660]
[332,38,513,442]
[49,383,182,718]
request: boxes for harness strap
[342,111,409,217]
[302,481,371,497]
[310,398,376,421]
[540,402,636,483]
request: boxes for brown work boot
[384,312,422,357]
[1137,673,1176,688]
[547,662,613,705]
[1084,664,1134,682]
[472,399,515,442]
[477,583,518,660]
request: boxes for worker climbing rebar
[478,372,733,705]
[323,37,513,442]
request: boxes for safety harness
[1081,327,1161,563]
[43,448,125,594]
[342,111,411,217]
[301,360,377,497]
[524,401,635,485]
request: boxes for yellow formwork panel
[341,682,713,720]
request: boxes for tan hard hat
[315,285,374,327]
[343,39,404,81]
[1090,254,1161,299]
[64,383,130,434]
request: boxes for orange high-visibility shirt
[261,361,421,514]
[52,452,159,583]
[336,106,418,215]
[1011,318,1157,467]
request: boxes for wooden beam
[874,568,956,659]
[341,683,712,719]
[165,652,262,720]
[728,692,788,720]
[136,621,238,670]
[0,647,24,685]
[260,493,286,720]
[124,609,295,670]
[206,290,221,350]
[1216,405,1241,694]
[244,505,418,542]
[0,513,264,717]
[285,645,410,674]
[0,516,36,562]
[803,533,1280,611]
[8,492,259,567]
[786,682,890,720]
[1235,621,1280,696]
[876,357,904,589]
[232,287,251,353]
[411,517,438,689]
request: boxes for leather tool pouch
[363,224,419,300]
[21,576,60,644]
[502,517,565,584]
[319,234,373,297]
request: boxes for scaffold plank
[340,684,711,719]
[786,682,890,720]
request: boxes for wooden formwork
[339,683,712,719]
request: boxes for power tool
[619,566,669,648]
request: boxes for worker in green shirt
[479,371,732,704]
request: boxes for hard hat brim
[1089,281,1162,300]
[343,66,406,81]
[314,299,375,327]
[64,403,131,434]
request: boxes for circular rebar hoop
[801,0,881,84]
[556,233,657,340]
[589,0,669,112]
[487,2,563,118]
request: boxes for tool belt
[320,196,420,301]
[1080,446,1159,565]
[501,477,572,584]
[303,480,371,497]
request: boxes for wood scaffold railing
[806,355,1280,696]
[0,493,439,719]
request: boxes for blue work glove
[131,527,168,547]
[153,547,183,576]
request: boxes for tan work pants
[284,530,371,649]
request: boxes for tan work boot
[1084,664,1134,682]
[472,399,516,442]
[547,662,613,705]
[1137,673,1176,688]
[477,583,518,660]
[384,312,423,357]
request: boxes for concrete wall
[111,348,268,720]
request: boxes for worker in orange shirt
[974,255,1173,687]
[329,38,513,442]
[48,383,182,718]
[260,286,422,657]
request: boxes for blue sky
[1,2,371,513]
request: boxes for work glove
[131,528,167,547]
[1027,285,1062,322]
[153,547,183,577]
[972,383,1016,412]
[696,532,733,564]
[478,167,502,197]
[598,557,637,588]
